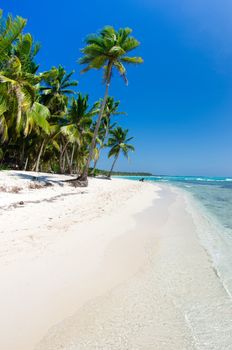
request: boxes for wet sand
[36,185,232,350]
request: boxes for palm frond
[121,56,143,64]
[0,13,26,61]
[0,113,8,142]
[25,102,50,136]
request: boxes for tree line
[0,10,143,186]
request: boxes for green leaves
[108,126,134,160]
[0,11,26,63]
[109,45,125,56]
[40,65,78,116]
[0,12,139,175]
[121,56,143,64]
[79,25,143,84]
[25,102,50,136]
[13,33,41,73]
[61,93,96,147]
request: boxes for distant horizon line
[115,173,232,178]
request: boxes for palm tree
[26,102,51,172]
[36,66,78,172]
[13,33,40,74]
[0,10,26,65]
[91,96,124,174]
[40,65,78,116]
[0,31,43,142]
[0,55,41,141]
[102,97,125,135]
[0,23,51,170]
[61,93,98,173]
[78,26,143,183]
[107,127,135,178]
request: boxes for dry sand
[0,171,158,350]
[0,171,231,350]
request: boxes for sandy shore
[0,171,158,350]
[0,171,231,350]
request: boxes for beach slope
[0,172,231,349]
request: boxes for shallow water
[118,175,232,298]
[36,184,232,350]
[118,175,232,228]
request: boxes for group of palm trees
[0,10,143,185]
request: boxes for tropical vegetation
[107,127,135,178]
[0,10,142,185]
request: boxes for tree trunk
[78,65,112,184]
[91,119,111,175]
[91,156,99,175]
[35,139,46,173]
[59,144,63,173]
[24,157,29,171]
[65,148,72,174]
[62,152,66,173]
[108,152,120,178]
[19,141,25,169]
[70,144,75,173]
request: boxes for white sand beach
[0,171,231,350]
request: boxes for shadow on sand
[8,172,75,186]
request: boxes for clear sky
[2,0,232,176]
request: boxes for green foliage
[0,11,140,176]
[108,127,135,159]
[107,127,135,177]
[91,168,152,177]
[78,25,142,180]
[40,65,78,116]
[79,26,143,84]
[0,10,26,64]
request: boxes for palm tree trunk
[79,65,112,183]
[70,144,75,172]
[62,153,66,173]
[35,139,46,172]
[59,144,63,173]
[24,157,29,171]
[108,152,120,178]
[91,130,108,175]
[91,115,113,175]
[19,141,25,169]
[65,148,72,174]
[91,156,99,174]
[60,139,69,173]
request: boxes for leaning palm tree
[78,26,143,183]
[107,127,135,178]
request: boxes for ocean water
[119,175,232,229]
[116,175,232,297]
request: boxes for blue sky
[2,0,232,176]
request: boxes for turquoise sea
[119,175,232,229]
[117,175,232,297]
